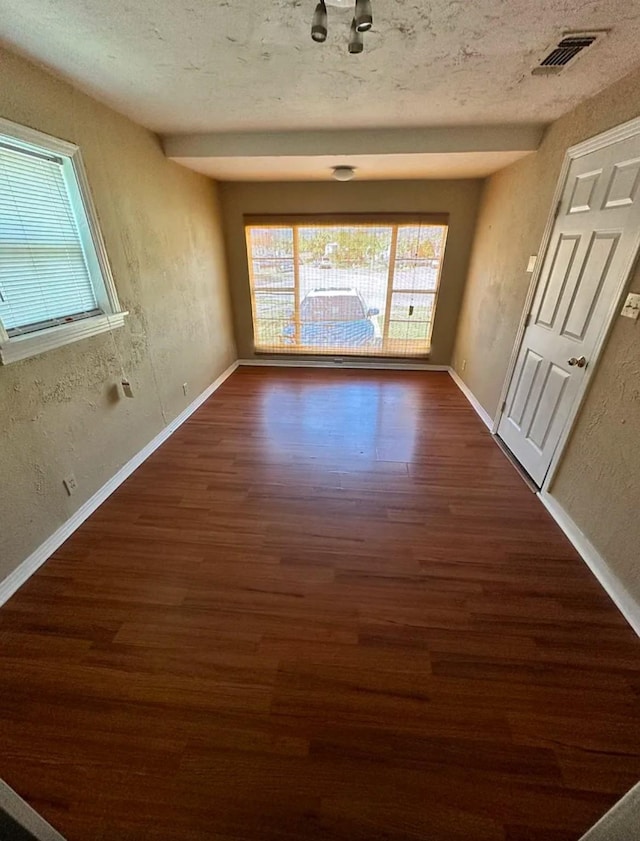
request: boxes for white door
[498,132,640,486]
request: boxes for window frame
[0,117,126,365]
[245,214,449,358]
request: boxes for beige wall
[219,180,482,364]
[0,46,236,580]
[453,65,640,602]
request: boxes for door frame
[493,115,640,491]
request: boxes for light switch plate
[621,292,640,320]
[526,255,537,273]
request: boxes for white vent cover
[532,31,607,75]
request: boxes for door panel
[561,233,619,340]
[602,158,640,208]
[507,349,543,429]
[498,130,640,485]
[526,364,570,451]
[536,235,580,329]
[568,169,602,213]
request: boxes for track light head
[354,0,373,32]
[311,1,328,42]
[348,17,364,53]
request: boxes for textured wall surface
[453,63,640,602]
[552,261,640,598]
[220,179,482,364]
[0,46,236,580]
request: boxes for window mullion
[292,225,301,347]
[381,224,399,351]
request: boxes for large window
[0,118,125,365]
[246,216,448,357]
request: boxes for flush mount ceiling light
[332,166,356,181]
[311,0,373,52]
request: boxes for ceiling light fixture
[311,0,373,52]
[354,0,373,32]
[332,166,356,181]
[311,1,328,43]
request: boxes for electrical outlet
[63,474,78,496]
[621,292,640,320]
[182,382,188,396]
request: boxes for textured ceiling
[1,0,640,134]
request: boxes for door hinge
[554,200,562,220]
[524,313,532,327]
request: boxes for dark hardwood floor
[1,368,639,841]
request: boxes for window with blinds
[246,216,448,357]
[0,140,103,337]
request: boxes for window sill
[253,348,432,359]
[0,311,128,365]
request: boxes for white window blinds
[0,142,100,336]
[246,217,448,358]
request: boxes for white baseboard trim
[539,491,640,638]
[0,778,67,841]
[448,367,494,430]
[238,358,449,371]
[579,782,640,840]
[0,360,239,609]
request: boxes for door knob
[568,356,587,368]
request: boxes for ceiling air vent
[532,31,605,75]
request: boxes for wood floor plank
[1,368,638,840]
